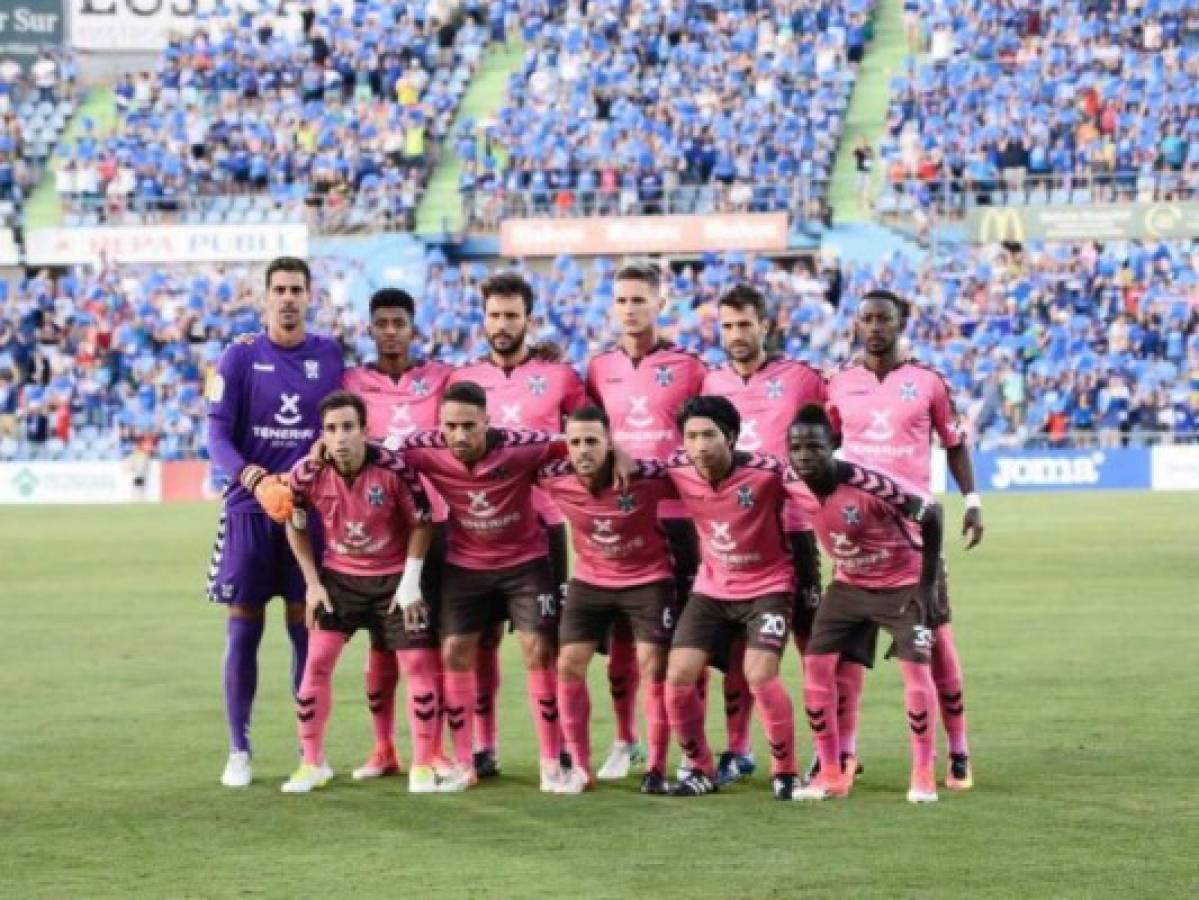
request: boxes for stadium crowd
[876,0,1199,217]
[0,51,80,237]
[459,0,873,230]
[54,0,491,231]
[1,238,1196,462]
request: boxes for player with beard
[701,284,826,785]
[585,261,706,782]
[449,272,587,778]
[825,289,984,791]
[206,256,344,788]
[340,289,453,781]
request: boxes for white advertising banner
[0,461,162,504]
[69,0,196,51]
[25,223,308,265]
[1150,445,1199,491]
[0,228,18,266]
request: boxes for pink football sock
[365,647,399,749]
[900,661,937,769]
[558,678,591,774]
[397,649,441,768]
[932,624,969,756]
[750,676,795,776]
[802,653,840,775]
[607,633,640,744]
[835,659,866,758]
[643,680,670,774]
[724,641,754,756]
[441,669,477,768]
[665,682,714,776]
[297,630,346,765]
[474,643,501,754]
[527,668,562,763]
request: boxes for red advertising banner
[500,213,790,257]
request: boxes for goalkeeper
[204,256,345,789]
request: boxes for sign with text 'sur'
[0,0,64,59]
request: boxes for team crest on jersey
[616,491,636,513]
[367,485,385,507]
[842,504,861,525]
[528,375,548,396]
[899,381,918,402]
[304,360,320,381]
[765,378,784,400]
[410,377,430,397]
[654,365,673,387]
[736,485,755,509]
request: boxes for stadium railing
[460,176,830,231]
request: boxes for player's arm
[392,520,433,633]
[285,506,332,629]
[791,530,822,610]
[206,344,253,482]
[914,499,943,609]
[946,444,983,549]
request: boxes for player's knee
[228,604,264,622]
[442,636,475,671]
[636,644,668,683]
[665,653,702,687]
[743,653,779,689]
[520,633,556,670]
[557,645,590,682]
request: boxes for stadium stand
[459,0,875,230]
[874,0,1199,219]
[0,51,80,237]
[55,1,490,233]
[2,239,1196,462]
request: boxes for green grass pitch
[2,493,1195,898]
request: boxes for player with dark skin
[856,295,983,548]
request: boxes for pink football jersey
[665,451,793,600]
[827,361,965,492]
[342,360,453,443]
[289,446,429,577]
[399,428,562,571]
[703,356,825,532]
[785,461,932,589]
[586,341,706,519]
[537,458,677,588]
[342,360,453,522]
[451,356,587,527]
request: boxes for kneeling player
[663,396,800,800]
[538,406,677,795]
[785,405,943,804]
[282,391,437,793]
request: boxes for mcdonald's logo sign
[971,207,1027,243]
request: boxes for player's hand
[530,340,564,363]
[254,475,294,524]
[400,598,430,634]
[962,507,984,550]
[305,583,333,629]
[611,446,636,491]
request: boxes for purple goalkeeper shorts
[205,508,321,608]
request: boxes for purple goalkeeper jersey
[207,331,344,513]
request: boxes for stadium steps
[415,41,524,236]
[827,0,909,224]
[23,88,119,231]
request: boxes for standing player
[397,381,569,791]
[206,256,344,788]
[538,406,677,795]
[663,396,800,800]
[450,272,587,777]
[341,289,453,781]
[281,392,436,793]
[785,405,944,803]
[585,260,706,780]
[702,284,826,784]
[826,289,983,790]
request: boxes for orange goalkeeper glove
[255,475,295,524]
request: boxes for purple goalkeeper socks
[286,620,308,697]
[224,616,265,754]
